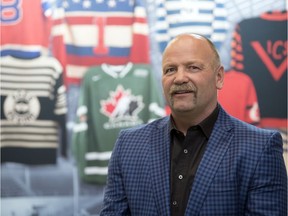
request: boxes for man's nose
[173,69,188,84]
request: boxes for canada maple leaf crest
[100,85,144,121]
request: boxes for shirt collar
[169,104,219,138]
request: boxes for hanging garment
[218,70,260,125]
[72,63,166,184]
[51,0,150,85]
[0,0,53,58]
[0,55,67,165]
[230,10,287,128]
[154,0,229,53]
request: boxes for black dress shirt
[170,105,219,216]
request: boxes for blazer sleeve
[245,131,287,216]
[100,131,131,216]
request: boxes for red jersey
[218,70,260,125]
[0,0,52,58]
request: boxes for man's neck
[171,104,218,135]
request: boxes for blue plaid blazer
[100,106,287,216]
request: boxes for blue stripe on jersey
[215,3,225,7]
[165,0,214,1]
[167,9,213,15]
[64,0,135,13]
[170,22,212,28]
[157,29,168,34]
[215,17,228,21]
[213,41,221,48]
[199,9,214,14]
[158,17,166,21]
[214,29,227,33]
[0,50,41,59]
[66,45,130,57]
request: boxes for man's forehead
[172,33,205,43]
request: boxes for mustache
[169,84,196,94]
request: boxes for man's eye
[165,68,175,74]
[188,65,200,71]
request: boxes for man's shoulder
[231,115,277,136]
[219,107,279,139]
[119,116,169,137]
[218,110,282,162]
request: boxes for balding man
[100,33,287,216]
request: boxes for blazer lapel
[185,109,234,216]
[150,117,171,215]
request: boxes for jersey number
[0,0,22,24]
[93,17,109,55]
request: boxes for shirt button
[178,175,183,180]
[172,201,177,206]
[184,149,188,154]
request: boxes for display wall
[1,0,287,215]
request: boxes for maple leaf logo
[100,85,144,121]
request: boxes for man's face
[161,35,224,117]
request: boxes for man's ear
[216,66,224,90]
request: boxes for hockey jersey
[218,70,260,125]
[154,0,229,52]
[72,63,166,184]
[0,0,52,59]
[51,0,150,85]
[230,10,287,128]
[0,55,67,165]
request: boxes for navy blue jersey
[230,10,287,128]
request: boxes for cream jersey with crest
[0,55,67,165]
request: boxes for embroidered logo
[100,85,144,129]
[3,90,40,125]
[251,40,287,81]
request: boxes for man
[100,33,287,215]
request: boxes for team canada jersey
[154,0,229,52]
[0,56,67,165]
[218,70,260,125]
[0,0,52,59]
[72,63,166,184]
[230,10,287,128]
[52,0,150,85]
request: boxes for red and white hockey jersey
[52,0,150,85]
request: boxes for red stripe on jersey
[261,118,288,128]
[65,16,134,25]
[261,11,288,21]
[134,17,147,23]
[67,55,130,66]
[52,18,63,26]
